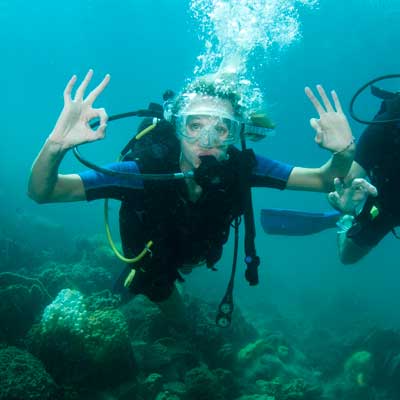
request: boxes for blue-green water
[1,1,400,397]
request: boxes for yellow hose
[103,121,158,265]
[104,198,153,263]
[135,123,156,140]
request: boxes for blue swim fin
[261,208,340,236]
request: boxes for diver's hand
[305,85,354,154]
[328,177,378,215]
[48,69,110,151]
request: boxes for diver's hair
[172,73,247,119]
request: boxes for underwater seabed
[1,214,400,400]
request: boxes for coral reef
[344,350,374,388]
[184,364,224,400]
[238,338,269,363]
[38,260,114,297]
[0,272,51,344]
[0,346,58,400]
[3,225,400,400]
[28,289,136,390]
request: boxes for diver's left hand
[305,85,354,154]
[328,177,378,215]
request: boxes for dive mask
[176,109,241,148]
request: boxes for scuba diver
[261,74,400,266]
[28,69,354,324]
[327,78,400,264]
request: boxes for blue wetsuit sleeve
[251,154,294,189]
[78,161,144,201]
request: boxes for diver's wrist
[332,137,356,156]
[336,214,355,234]
[44,136,70,156]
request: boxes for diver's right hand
[48,69,110,151]
[328,177,378,215]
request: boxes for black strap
[216,217,240,328]
[239,127,260,286]
[350,74,400,125]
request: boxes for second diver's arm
[286,84,355,192]
[286,140,355,192]
[329,161,377,264]
[337,224,372,264]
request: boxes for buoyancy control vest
[117,118,255,301]
[365,92,400,217]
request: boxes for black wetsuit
[79,148,293,301]
[349,106,400,247]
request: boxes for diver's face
[180,134,229,170]
[178,96,235,170]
